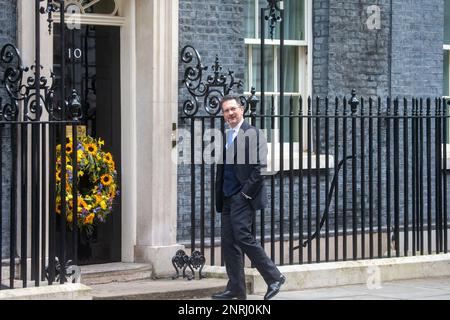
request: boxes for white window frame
[244,0,332,171]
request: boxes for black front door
[53,24,122,265]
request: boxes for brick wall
[177,0,245,240]
[0,0,16,259]
[391,0,443,97]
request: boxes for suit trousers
[221,193,281,295]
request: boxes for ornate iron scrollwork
[181,45,245,117]
[0,42,82,122]
[171,249,206,280]
[265,0,283,40]
[45,257,81,283]
[171,249,190,280]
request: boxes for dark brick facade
[177,0,448,244]
[0,0,16,259]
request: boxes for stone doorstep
[204,254,450,294]
[90,278,232,300]
[80,262,153,285]
[0,283,92,300]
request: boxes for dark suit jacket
[215,121,268,213]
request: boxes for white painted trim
[244,38,308,46]
[444,44,450,50]
[53,13,126,26]
[119,0,137,263]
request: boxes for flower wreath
[55,135,119,233]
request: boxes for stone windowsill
[266,143,335,173]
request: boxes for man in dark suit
[211,95,285,300]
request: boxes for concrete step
[80,263,152,285]
[89,278,229,300]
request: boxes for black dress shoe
[264,275,286,300]
[211,290,247,300]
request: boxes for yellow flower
[104,152,113,163]
[98,138,105,147]
[100,174,113,186]
[78,170,84,177]
[84,213,95,225]
[77,149,84,161]
[85,143,97,156]
[94,194,103,205]
[67,214,73,223]
[100,200,107,210]
[56,170,61,182]
[66,143,73,155]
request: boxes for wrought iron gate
[0,0,82,289]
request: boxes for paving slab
[90,278,228,300]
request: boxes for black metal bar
[41,124,47,281]
[260,7,266,254]
[10,124,18,288]
[298,96,304,264]
[315,97,321,263]
[435,98,442,253]
[71,124,78,264]
[403,98,409,256]
[351,98,357,260]
[325,97,330,262]
[278,6,285,266]
[0,124,3,288]
[31,123,40,285]
[220,117,225,267]
[210,117,216,265]
[307,97,312,263]
[59,4,67,284]
[200,118,205,256]
[20,123,28,287]
[426,98,432,254]
[289,96,294,265]
[190,119,196,253]
[334,97,339,261]
[48,123,56,284]
[443,99,448,253]
[386,97,391,258]
[31,0,42,286]
[369,98,374,259]
[412,98,417,256]
[393,98,400,257]
[419,98,424,255]
[270,96,275,262]
[342,97,348,261]
[377,97,382,258]
[361,98,366,260]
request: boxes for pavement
[230,276,450,300]
[81,263,450,300]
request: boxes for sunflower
[56,170,62,182]
[100,174,113,186]
[104,152,113,163]
[85,143,98,156]
[66,143,73,155]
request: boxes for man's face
[222,99,244,128]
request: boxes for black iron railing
[178,39,450,266]
[0,0,82,290]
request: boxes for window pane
[252,45,275,92]
[446,0,450,44]
[285,0,305,40]
[278,46,299,93]
[244,0,256,38]
[444,50,449,96]
[262,0,305,40]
